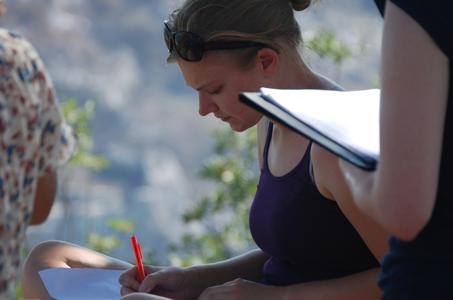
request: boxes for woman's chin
[228,120,252,132]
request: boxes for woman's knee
[23,240,72,272]
[21,240,68,299]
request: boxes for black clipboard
[239,89,379,171]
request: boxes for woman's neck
[270,53,343,135]
[275,57,321,89]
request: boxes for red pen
[130,235,146,282]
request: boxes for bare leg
[21,240,132,300]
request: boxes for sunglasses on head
[163,20,268,62]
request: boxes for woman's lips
[215,114,230,122]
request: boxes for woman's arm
[282,268,381,300]
[29,170,57,225]
[199,267,381,300]
[122,249,269,299]
[191,248,269,284]
[340,2,449,240]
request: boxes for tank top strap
[263,121,313,173]
[262,120,274,170]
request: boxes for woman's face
[177,52,265,132]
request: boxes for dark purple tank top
[249,122,379,286]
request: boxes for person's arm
[29,170,57,225]
[190,248,269,285]
[340,2,449,240]
[282,268,380,300]
[199,268,381,300]
[121,249,269,299]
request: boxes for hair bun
[290,0,311,11]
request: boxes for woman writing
[22,1,388,299]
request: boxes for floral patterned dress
[0,28,74,298]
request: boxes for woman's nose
[198,92,218,116]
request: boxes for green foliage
[143,248,160,266]
[62,99,108,171]
[108,219,135,233]
[61,100,140,262]
[84,218,160,264]
[169,128,259,266]
[16,285,23,300]
[307,29,353,65]
[87,233,122,254]
[62,99,121,253]
[62,99,128,256]
[61,100,143,263]
[86,219,135,255]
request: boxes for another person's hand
[198,278,285,300]
[119,265,203,300]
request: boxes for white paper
[260,88,380,158]
[39,268,123,299]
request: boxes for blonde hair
[167,0,311,64]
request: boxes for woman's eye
[208,86,223,95]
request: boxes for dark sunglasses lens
[163,26,173,51]
[174,32,203,61]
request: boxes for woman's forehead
[178,55,237,88]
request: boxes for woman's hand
[119,265,204,300]
[119,265,157,295]
[198,278,285,300]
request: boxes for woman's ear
[256,48,279,76]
